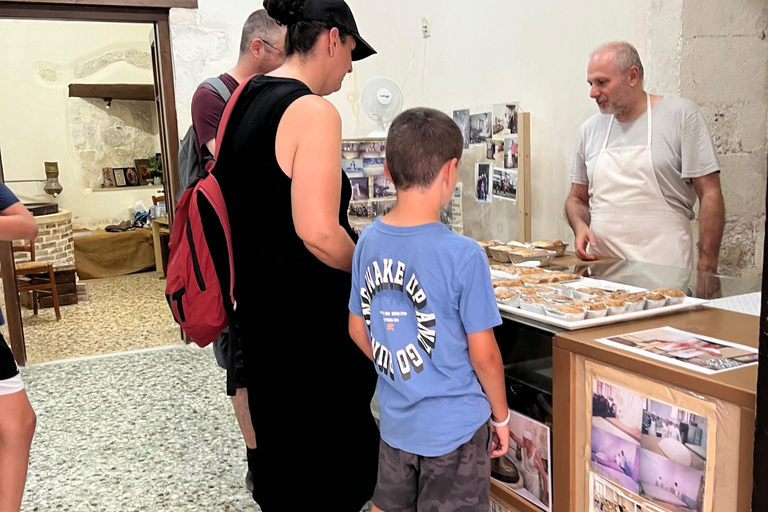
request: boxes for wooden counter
[551,307,757,512]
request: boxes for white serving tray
[495,276,708,330]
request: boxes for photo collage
[591,473,668,512]
[597,327,758,375]
[452,103,520,203]
[344,140,462,236]
[590,379,710,512]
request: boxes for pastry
[494,287,517,300]
[531,240,564,247]
[492,278,524,288]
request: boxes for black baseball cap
[302,0,376,61]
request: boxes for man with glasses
[189,8,285,492]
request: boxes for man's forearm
[565,196,591,233]
[697,192,725,272]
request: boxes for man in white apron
[565,41,724,277]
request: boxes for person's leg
[418,424,491,512]
[230,388,256,449]
[0,387,36,512]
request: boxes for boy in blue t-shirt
[348,108,510,512]
[0,182,39,512]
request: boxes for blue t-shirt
[0,183,20,326]
[349,218,502,457]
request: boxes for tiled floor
[20,346,261,511]
[17,272,181,363]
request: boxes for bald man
[565,41,724,272]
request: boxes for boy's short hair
[386,107,463,190]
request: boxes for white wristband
[489,411,510,428]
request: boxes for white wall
[0,19,160,229]
[171,0,680,243]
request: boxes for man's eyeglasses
[262,39,284,57]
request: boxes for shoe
[245,469,254,492]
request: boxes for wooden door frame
[0,0,195,366]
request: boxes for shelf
[92,185,163,193]
[69,83,155,101]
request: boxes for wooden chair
[13,241,61,321]
[152,194,165,205]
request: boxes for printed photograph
[348,202,373,219]
[504,135,519,169]
[599,327,758,375]
[641,399,708,471]
[592,379,644,444]
[493,103,519,136]
[475,163,491,203]
[493,167,517,202]
[342,158,365,178]
[591,472,645,512]
[440,200,453,228]
[134,159,150,185]
[102,167,115,188]
[363,157,385,176]
[469,112,492,145]
[373,199,396,217]
[350,177,370,201]
[358,141,386,157]
[591,425,641,492]
[638,448,705,512]
[373,175,397,198]
[486,138,504,163]
[113,167,127,187]
[491,409,552,512]
[341,142,360,160]
[452,109,470,149]
[125,167,140,186]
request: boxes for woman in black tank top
[207,1,379,509]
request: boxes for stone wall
[681,0,768,277]
[70,98,160,190]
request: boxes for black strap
[200,77,232,103]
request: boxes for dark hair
[239,9,283,55]
[386,108,463,190]
[263,0,351,58]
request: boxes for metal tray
[496,277,708,330]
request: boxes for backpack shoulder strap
[200,76,232,103]
[212,74,257,163]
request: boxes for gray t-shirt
[570,97,720,220]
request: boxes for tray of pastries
[530,239,569,257]
[493,276,708,330]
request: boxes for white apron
[522,446,542,500]
[588,94,693,270]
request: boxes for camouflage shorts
[372,424,492,512]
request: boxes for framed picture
[102,167,115,188]
[342,158,365,178]
[350,177,370,201]
[113,167,127,187]
[134,159,151,185]
[124,167,140,186]
[373,174,397,198]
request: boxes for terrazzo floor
[18,272,181,363]
[20,346,261,511]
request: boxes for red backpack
[164,76,253,346]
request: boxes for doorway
[0,0,192,366]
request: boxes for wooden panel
[153,21,179,224]
[0,0,196,8]
[0,3,165,22]
[0,150,26,366]
[553,308,758,408]
[517,112,532,242]
[69,83,155,101]
[739,406,756,512]
[552,347,574,512]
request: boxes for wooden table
[552,308,757,512]
[152,216,169,277]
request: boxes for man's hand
[575,227,597,260]
[490,424,509,458]
[565,183,597,260]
